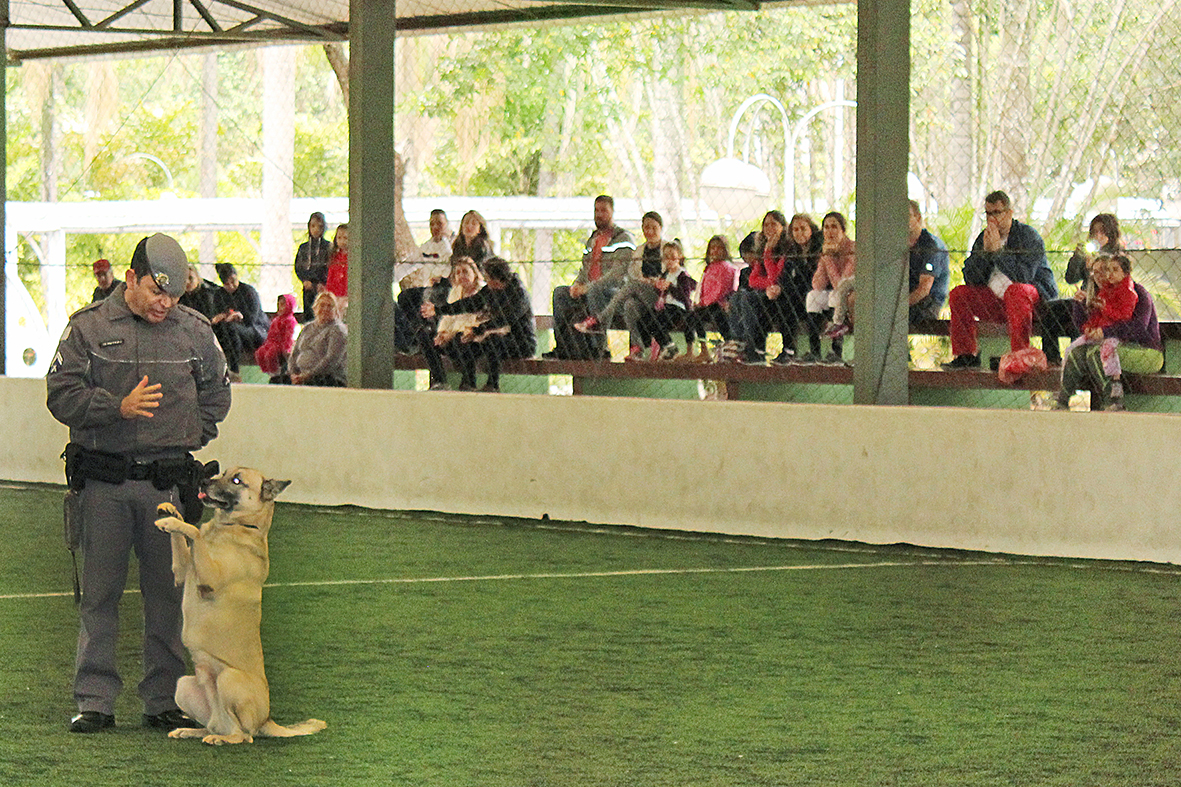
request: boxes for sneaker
[428,381,448,391]
[770,350,795,366]
[573,316,602,334]
[718,340,744,363]
[823,322,850,339]
[457,381,477,392]
[1105,399,1126,412]
[481,382,501,393]
[795,351,821,365]
[822,351,845,365]
[941,353,981,370]
[623,346,646,362]
[657,343,679,361]
[1050,396,1070,411]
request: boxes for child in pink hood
[255,293,299,380]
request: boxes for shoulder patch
[71,300,104,318]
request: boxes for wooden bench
[391,316,1181,401]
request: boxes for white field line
[0,558,1039,601]
[2,556,1177,602]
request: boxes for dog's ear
[201,461,220,481]
[261,478,291,501]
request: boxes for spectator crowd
[84,191,1162,408]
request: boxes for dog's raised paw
[156,502,182,519]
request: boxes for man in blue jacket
[943,190,1057,369]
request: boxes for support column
[853,0,911,405]
[0,0,8,375]
[348,0,396,388]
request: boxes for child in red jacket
[255,293,298,382]
[1064,253,1137,391]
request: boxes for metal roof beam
[61,0,93,27]
[188,0,222,32]
[213,0,338,40]
[96,0,152,29]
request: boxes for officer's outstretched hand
[121,375,162,419]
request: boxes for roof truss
[6,0,768,62]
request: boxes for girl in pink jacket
[684,235,739,361]
[255,293,299,381]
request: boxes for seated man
[395,208,453,353]
[906,199,950,323]
[210,263,269,379]
[942,190,1057,369]
[836,199,950,336]
[90,258,121,303]
[543,195,635,359]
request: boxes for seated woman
[179,264,217,320]
[1054,253,1161,411]
[211,263,270,379]
[727,210,792,364]
[683,235,740,361]
[449,210,495,269]
[631,240,695,361]
[573,211,664,354]
[289,291,348,387]
[1040,212,1122,366]
[255,293,299,383]
[780,214,824,363]
[806,211,856,364]
[446,258,537,392]
[418,256,485,390]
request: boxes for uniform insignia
[48,351,63,375]
[153,272,170,289]
[99,339,124,347]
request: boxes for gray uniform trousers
[75,478,185,716]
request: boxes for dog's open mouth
[200,487,237,511]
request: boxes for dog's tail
[257,718,327,738]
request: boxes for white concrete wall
[8,376,1181,563]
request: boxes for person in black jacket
[777,214,824,363]
[436,258,536,392]
[179,264,218,320]
[294,212,332,322]
[1039,212,1121,366]
[211,263,270,378]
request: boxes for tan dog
[154,467,326,745]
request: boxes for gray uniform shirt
[46,283,232,460]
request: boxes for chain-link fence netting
[7,0,1181,409]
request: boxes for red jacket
[1083,275,1138,333]
[748,246,786,291]
[325,251,348,298]
[255,293,298,374]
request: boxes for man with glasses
[942,190,1057,369]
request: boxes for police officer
[46,234,232,733]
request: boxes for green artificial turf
[0,483,1179,786]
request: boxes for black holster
[60,443,209,524]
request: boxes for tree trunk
[199,54,219,268]
[39,65,61,203]
[324,43,417,261]
[945,0,976,210]
[261,47,296,304]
